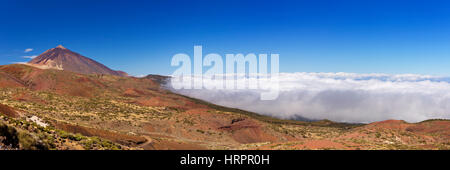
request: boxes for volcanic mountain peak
[55,45,66,49]
[27,45,127,77]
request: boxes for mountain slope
[0,64,448,150]
[28,45,127,76]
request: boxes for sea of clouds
[166,73,450,123]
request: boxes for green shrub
[0,123,19,148]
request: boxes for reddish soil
[12,92,47,104]
[0,72,25,88]
[219,118,278,144]
[0,104,20,118]
[295,140,347,150]
[53,122,147,146]
[406,121,450,140]
[143,139,207,150]
[366,120,410,130]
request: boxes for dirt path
[138,135,153,148]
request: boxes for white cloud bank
[167,73,450,123]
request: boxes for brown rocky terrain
[0,46,448,150]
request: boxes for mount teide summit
[28,45,127,76]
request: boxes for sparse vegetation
[0,64,449,150]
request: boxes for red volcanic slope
[28,45,127,76]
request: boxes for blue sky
[1,0,450,76]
